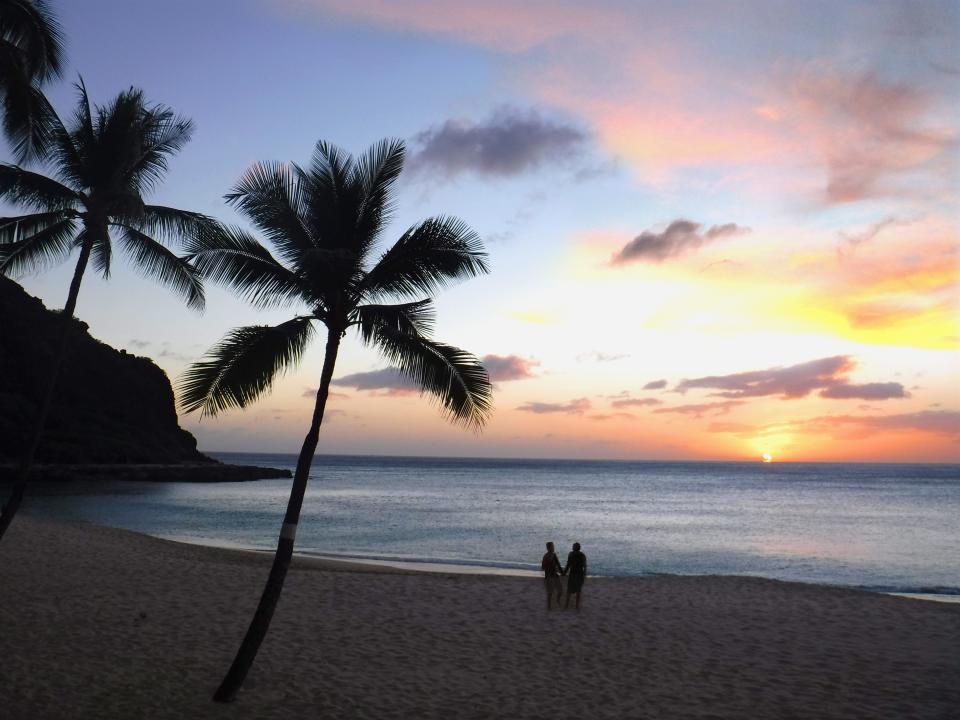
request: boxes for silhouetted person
[564,542,587,610]
[541,541,564,610]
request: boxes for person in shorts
[541,541,564,610]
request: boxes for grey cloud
[482,354,539,381]
[128,339,150,349]
[611,220,749,264]
[839,216,905,250]
[653,401,744,418]
[158,348,193,363]
[589,412,636,421]
[517,397,591,415]
[819,382,910,400]
[409,107,588,178]
[332,368,418,392]
[611,397,662,409]
[676,355,908,401]
[676,356,854,399]
[643,379,667,390]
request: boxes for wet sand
[1,515,958,719]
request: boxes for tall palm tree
[0,83,210,540]
[0,0,64,161]
[179,138,492,702]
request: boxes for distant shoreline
[208,450,960,467]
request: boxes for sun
[761,453,773,463]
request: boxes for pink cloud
[284,1,958,204]
[283,0,621,53]
[517,397,590,415]
[780,67,956,203]
[482,354,539,381]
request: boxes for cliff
[0,277,289,480]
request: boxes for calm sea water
[17,453,960,594]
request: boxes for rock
[0,277,290,481]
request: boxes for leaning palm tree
[0,83,210,540]
[179,138,492,702]
[0,0,64,161]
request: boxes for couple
[541,541,587,610]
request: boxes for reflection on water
[11,454,960,593]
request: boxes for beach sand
[1,516,958,719]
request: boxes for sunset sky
[6,0,959,461]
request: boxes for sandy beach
[1,516,958,719]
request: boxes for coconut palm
[0,0,64,161]
[0,83,210,540]
[179,138,492,702]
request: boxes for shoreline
[0,462,292,483]
[3,514,958,719]
[109,520,960,602]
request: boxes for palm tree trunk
[213,326,342,703]
[0,238,93,541]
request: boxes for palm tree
[179,138,492,702]
[0,83,210,540]
[0,0,64,161]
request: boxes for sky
[5,0,959,461]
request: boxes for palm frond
[0,0,65,161]
[114,223,205,310]
[226,160,316,266]
[131,204,216,244]
[48,77,93,188]
[307,139,351,203]
[353,299,435,343]
[0,209,68,243]
[90,232,111,278]
[0,216,76,276]
[360,216,489,300]
[178,317,315,417]
[1,83,59,162]
[0,0,65,81]
[87,87,150,189]
[351,138,404,256]
[367,323,492,429]
[128,106,194,194]
[184,223,311,310]
[304,140,363,251]
[0,163,81,211]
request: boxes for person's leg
[575,591,581,610]
[564,590,571,609]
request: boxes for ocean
[17,453,960,595]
